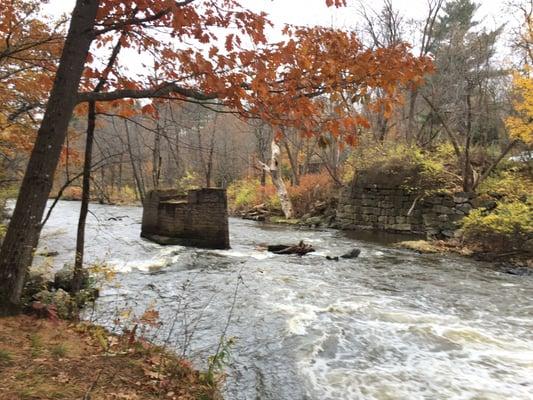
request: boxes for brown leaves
[325,0,347,7]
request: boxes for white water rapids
[31,201,533,400]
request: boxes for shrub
[344,141,460,194]
[176,170,201,194]
[288,172,335,215]
[108,185,138,204]
[461,200,533,252]
[227,178,278,212]
[61,186,83,200]
[477,169,532,202]
[228,173,337,217]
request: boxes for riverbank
[235,208,532,271]
[10,200,533,399]
[396,239,532,272]
[0,315,222,400]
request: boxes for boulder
[24,266,54,298]
[340,248,361,259]
[305,216,323,227]
[396,240,441,254]
[33,289,72,319]
[54,265,89,292]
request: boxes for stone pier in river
[141,188,230,249]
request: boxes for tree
[506,0,533,148]
[0,0,431,313]
[420,0,514,191]
[506,1,533,145]
[509,0,533,66]
[0,0,65,179]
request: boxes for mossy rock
[22,266,54,305]
[269,216,301,225]
[34,289,73,319]
[54,265,89,292]
[396,240,442,254]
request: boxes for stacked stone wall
[337,185,474,238]
[141,188,230,249]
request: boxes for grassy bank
[0,315,221,400]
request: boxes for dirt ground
[0,315,221,400]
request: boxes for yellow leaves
[506,70,533,145]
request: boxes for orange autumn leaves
[238,27,433,145]
[0,0,65,157]
[80,1,432,145]
[3,0,433,153]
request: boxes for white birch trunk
[260,140,294,219]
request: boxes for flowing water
[33,200,533,400]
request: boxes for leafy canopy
[78,0,432,144]
[506,70,533,145]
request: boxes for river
[33,200,533,400]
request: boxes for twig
[83,368,104,400]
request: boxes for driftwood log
[242,204,269,221]
[267,241,315,256]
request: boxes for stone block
[426,196,443,205]
[453,192,475,204]
[142,188,230,249]
[438,214,449,222]
[393,223,412,231]
[407,216,421,224]
[423,213,438,225]
[455,203,472,214]
[434,205,454,214]
[361,199,377,206]
[442,198,455,208]
[380,201,394,209]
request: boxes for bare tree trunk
[463,92,474,192]
[152,123,162,189]
[284,140,300,186]
[406,88,418,143]
[124,120,145,202]
[72,34,122,295]
[0,0,99,314]
[206,139,214,187]
[118,152,123,190]
[303,137,318,175]
[110,161,116,194]
[72,101,96,294]
[205,115,217,187]
[261,140,294,218]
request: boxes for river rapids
[31,201,533,400]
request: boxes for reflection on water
[33,201,533,400]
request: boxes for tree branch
[77,83,218,103]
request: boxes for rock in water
[267,241,315,256]
[340,248,361,259]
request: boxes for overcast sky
[45,0,509,30]
[43,0,516,74]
